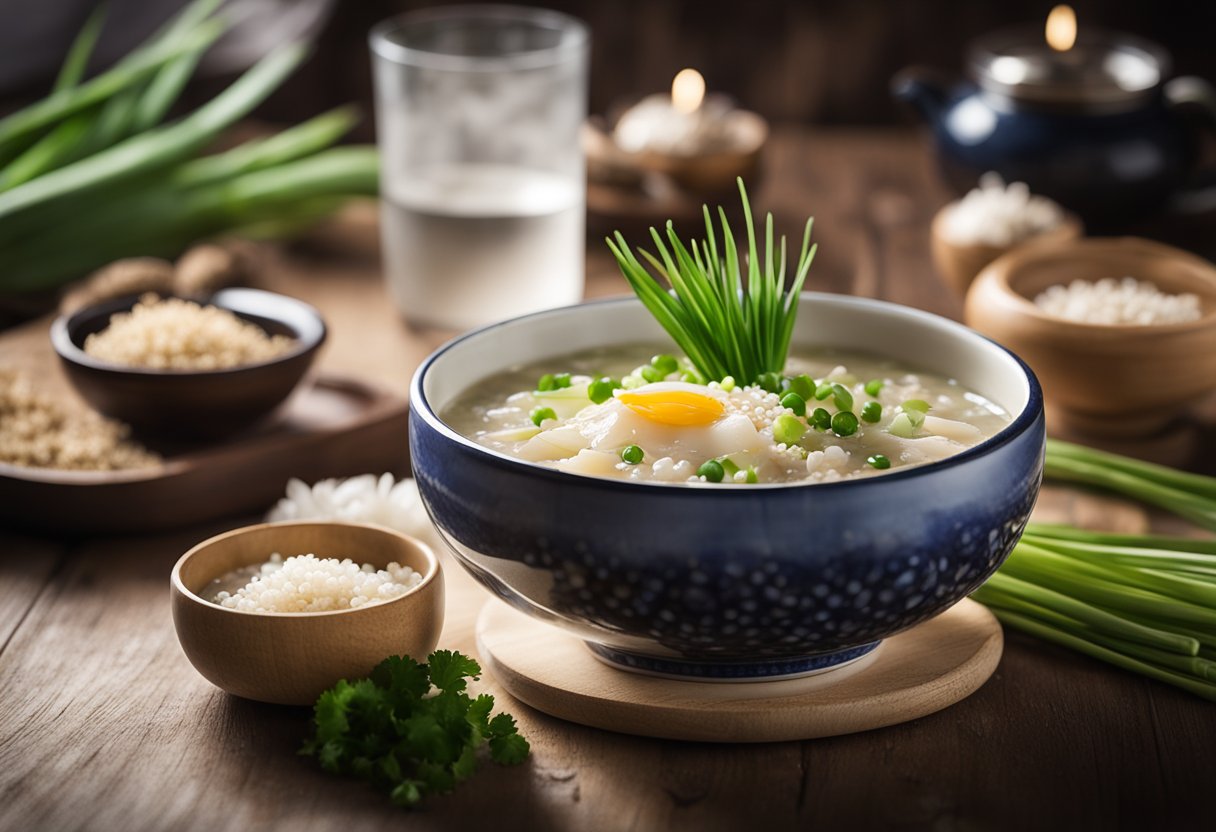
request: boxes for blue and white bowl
[410,294,1044,681]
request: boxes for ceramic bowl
[171,521,444,705]
[410,295,1044,681]
[965,237,1216,437]
[50,288,326,439]
[930,204,1083,297]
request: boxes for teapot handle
[1164,76,1216,215]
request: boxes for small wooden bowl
[931,204,1083,297]
[964,237,1216,437]
[171,521,444,706]
[50,288,325,440]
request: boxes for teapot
[894,28,1216,230]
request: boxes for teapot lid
[968,28,1169,112]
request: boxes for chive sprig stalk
[606,179,816,386]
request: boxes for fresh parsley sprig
[606,178,817,386]
[301,650,530,807]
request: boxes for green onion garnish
[606,179,816,385]
[810,407,832,431]
[902,399,930,413]
[831,383,854,412]
[814,382,834,401]
[787,374,815,401]
[831,411,859,436]
[650,354,679,375]
[772,413,807,445]
[620,445,644,464]
[530,406,556,427]
[861,401,882,423]
[864,379,884,397]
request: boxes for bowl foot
[584,640,881,682]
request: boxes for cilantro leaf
[301,649,529,809]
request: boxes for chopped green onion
[864,379,884,397]
[867,454,891,469]
[902,399,930,413]
[587,377,618,404]
[719,457,741,477]
[650,354,679,375]
[814,382,834,401]
[831,411,859,436]
[831,383,853,412]
[719,375,736,392]
[888,412,916,438]
[620,445,644,464]
[530,406,556,426]
[553,373,572,389]
[788,374,815,401]
[697,460,725,482]
[641,365,666,383]
[745,467,759,484]
[861,401,882,423]
[810,407,832,431]
[906,409,926,428]
[757,372,784,393]
[779,392,807,417]
[773,413,807,445]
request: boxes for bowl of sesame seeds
[965,236,1216,437]
[50,288,326,439]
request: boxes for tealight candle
[612,69,759,157]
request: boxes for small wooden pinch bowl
[964,237,1216,437]
[171,521,444,706]
[931,203,1083,297]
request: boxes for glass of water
[369,6,589,330]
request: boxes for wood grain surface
[476,598,1003,743]
[1,128,1213,832]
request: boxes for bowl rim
[410,293,1045,494]
[50,288,327,377]
[975,236,1216,333]
[170,520,441,618]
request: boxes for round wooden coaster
[476,599,1002,742]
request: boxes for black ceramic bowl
[50,288,326,439]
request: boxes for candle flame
[671,68,705,114]
[1045,5,1077,52]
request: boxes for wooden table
[2,129,1213,832]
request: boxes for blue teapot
[894,29,1216,230]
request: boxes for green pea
[552,373,572,389]
[773,413,807,445]
[861,401,882,423]
[779,391,807,416]
[867,454,891,470]
[697,460,725,482]
[864,379,884,397]
[620,445,644,464]
[831,410,859,436]
[650,354,679,375]
[641,365,666,383]
[537,373,556,392]
[680,370,701,384]
[788,374,815,401]
[719,375,737,392]
[530,406,556,426]
[814,382,834,401]
[757,372,784,393]
[811,407,832,430]
[588,377,618,404]
[831,383,854,412]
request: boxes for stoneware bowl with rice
[171,521,443,705]
[51,288,325,439]
[410,294,1045,681]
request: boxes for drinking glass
[370,6,589,330]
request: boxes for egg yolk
[616,387,726,426]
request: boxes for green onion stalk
[0,0,378,293]
[972,440,1216,701]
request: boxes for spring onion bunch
[973,441,1216,700]
[606,179,817,385]
[0,0,378,292]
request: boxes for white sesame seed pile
[84,294,294,370]
[942,172,1063,247]
[209,553,422,613]
[1034,277,1203,326]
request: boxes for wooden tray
[477,598,1003,743]
[0,375,409,535]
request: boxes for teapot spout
[891,68,950,122]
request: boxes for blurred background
[3,0,1214,130]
